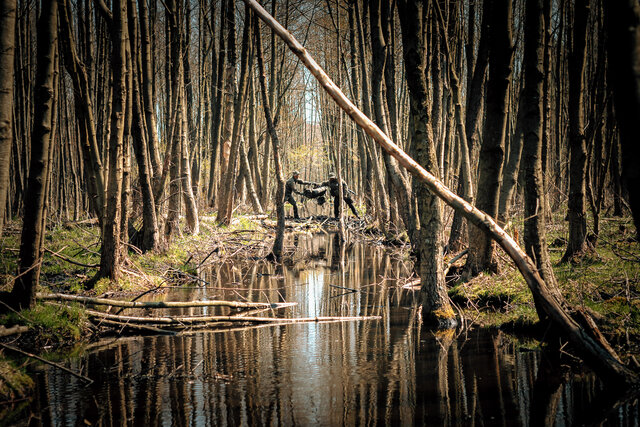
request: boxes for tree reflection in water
[13,233,639,425]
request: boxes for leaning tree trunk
[0,0,16,238]
[99,0,128,281]
[521,0,562,309]
[562,0,590,262]
[466,0,513,276]
[605,0,640,239]
[11,0,58,309]
[242,0,639,388]
[398,0,455,327]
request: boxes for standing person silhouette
[284,171,314,219]
[317,173,359,219]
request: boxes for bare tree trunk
[354,0,389,226]
[466,0,513,276]
[99,0,128,281]
[218,3,252,225]
[216,0,236,212]
[434,1,474,253]
[448,0,490,252]
[605,0,640,239]
[370,0,414,237]
[207,0,225,206]
[498,89,524,225]
[180,94,199,234]
[58,0,105,223]
[398,0,455,326]
[562,0,590,262]
[11,0,58,309]
[521,0,561,306]
[127,0,158,252]
[138,0,161,184]
[255,14,285,261]
[0,0,16,238]
[239,139,263,214]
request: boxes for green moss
[0,358,34,400]
[1,303,88,342]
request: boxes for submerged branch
[82,308,381,325]
[37,293,297,310]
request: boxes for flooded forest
[1,0,640,425]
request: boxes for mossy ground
[447,212,640,354]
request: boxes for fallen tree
[37,293,296,310]
[242,0,638,387]
[80,307,381,326]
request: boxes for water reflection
[8,233,639,425]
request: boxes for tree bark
[0,0,16,238]
[58,0,105,223]
[138,0,161,185]
[562,0,590,262]
[370,0,414,237]
[498,88,524,225]
[127,0,159,252]
[12,0,58,309]
[466,0,513,276]
[255,14,285,261]
[398,0,455,326]
[218,3,252,225]
[448,0,490,252]
[605,0,640,239]
[99,0,128,281]
[521,0,561,305]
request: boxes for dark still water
[6,233,639,426]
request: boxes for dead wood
[90,318,177,335]
[44,248,99,268]
[0,325,29,337]
[83,308,381,325]
[37,293,297,310]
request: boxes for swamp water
[7,233,639,426]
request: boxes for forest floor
[0,210,639,399]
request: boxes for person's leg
[345,197,359,218]
[333,196,339,218]
[292,198,300,219]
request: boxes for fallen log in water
[91,318,177,335]
[37,293,297,310]
[82,308,381,325]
